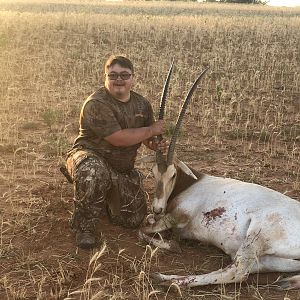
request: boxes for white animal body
[139,62,300,289]
[140,165,300,289]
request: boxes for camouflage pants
[66,149,147,233]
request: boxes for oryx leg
[139,230,182,253]
[151,248,300,288]
[141,213,176,233]
[257,256,300,273]
[152,228,265,287]
[256,257,300,290]
[139,214,182,252]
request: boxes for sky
[268,0,300,6]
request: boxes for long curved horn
[156,60,174,167]
[167,67,209,166]
[158,59,174,121]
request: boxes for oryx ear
[137,155,156,164]
[175,159,198,180]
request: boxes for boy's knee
[75,157,111,186]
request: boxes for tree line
[192,0,268,3]
[205,0,267,3]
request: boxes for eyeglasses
[106,72,133,80]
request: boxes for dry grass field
[0,0,299,299]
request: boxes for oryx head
[151,61,209,218]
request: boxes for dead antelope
[139,62,300,289]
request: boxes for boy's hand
[147,137,168,153]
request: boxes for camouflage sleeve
[81,100,121,138]
[144,99,155,127]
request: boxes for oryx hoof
[150,273,181,287]
[145,214,156,225]
[275,275,300,290]
[150,272,164,283]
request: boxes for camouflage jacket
[72,87,154,173]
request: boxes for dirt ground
[1,124,299,299]
[0,1,299,298]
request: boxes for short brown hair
[104,55,134,74]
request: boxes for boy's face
[105,63,134,102]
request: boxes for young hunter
[64,55,166,249]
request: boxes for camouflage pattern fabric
[72,87,155,173]
[66,149,147,233]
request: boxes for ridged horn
[167,67,209,166]
[156,60,174,167]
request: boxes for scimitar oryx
[139,62,300,289]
